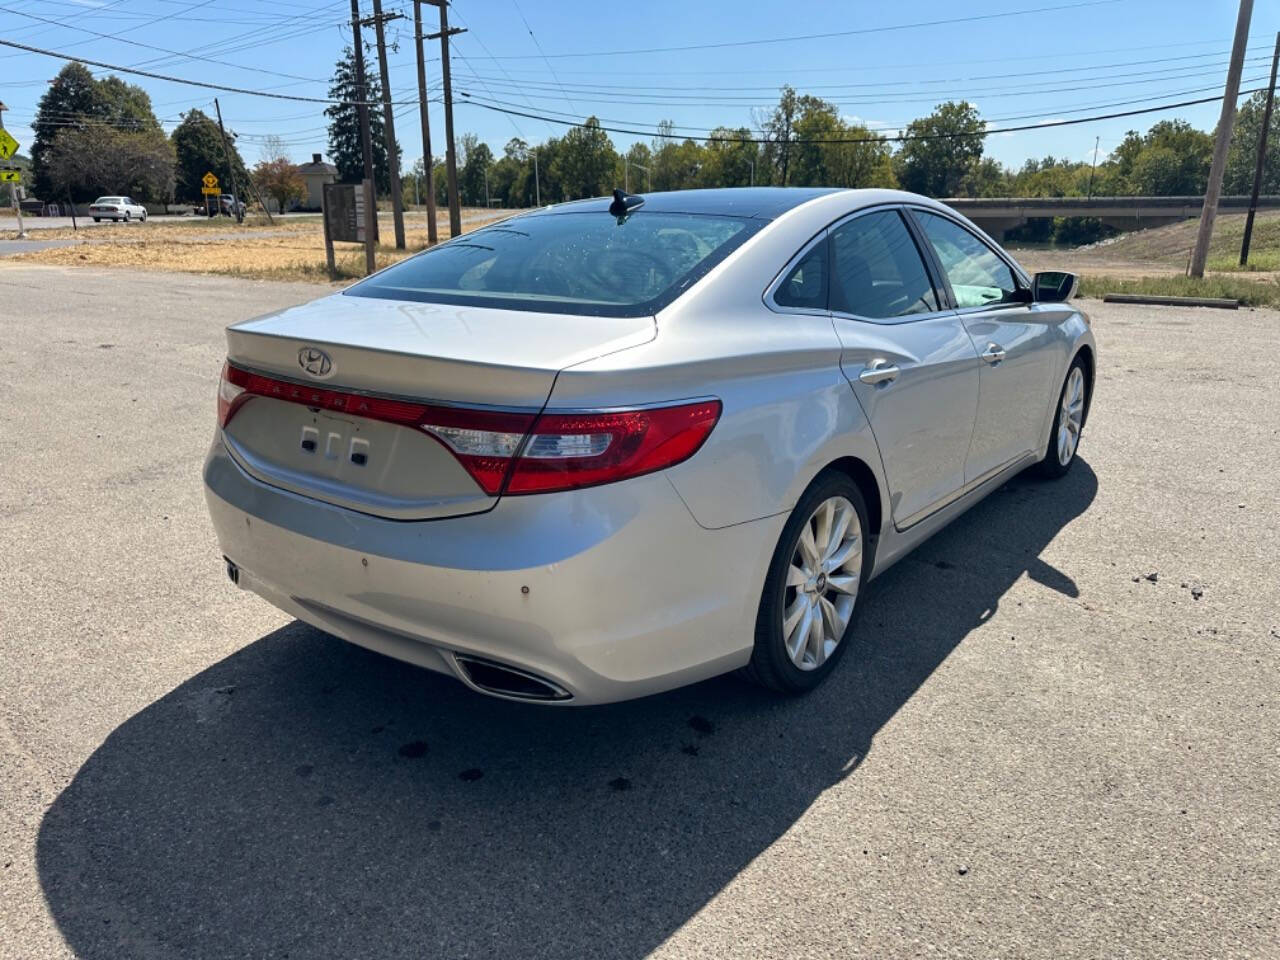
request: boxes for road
[1,264,1277,959]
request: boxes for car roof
[539,187,845,220]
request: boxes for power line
[0,4,332,84]
[456,85,1270,145]
[505,0,580,116]
[464,0,1123,60]
[0,38,370,104]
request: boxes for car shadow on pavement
[37,461,1096,960]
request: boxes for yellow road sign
[201,171,219,189]
[201,185,221,195]
[0,169,19,183]
[0,128,18,161]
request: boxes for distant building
[296,152,338,210]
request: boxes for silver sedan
[204,187,1095,704]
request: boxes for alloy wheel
[782,495,862,670]
[1057,366,1085,466]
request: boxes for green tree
[30,62,165,200]
[756,87,804,185]
[324,47,390,192]
[31,62,99,199]
[46,125,175,203]
[552,118,617,200]
[170,109,249,204]
[1110,119,1211,195]
[702,128,757,187]
[894,101,986,198]
[1224,91,1280,195]
[459,140,493,206]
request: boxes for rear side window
[915,211,1018,308]
[346,211,760,317]
[830,210,939,319]
[773,239,827,310]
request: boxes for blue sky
[1,0,1278,176]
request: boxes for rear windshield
[344,210,761,317]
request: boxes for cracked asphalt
[1,264,1277,959]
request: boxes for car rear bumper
[203,437,782,704]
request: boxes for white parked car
[89,196,147,222]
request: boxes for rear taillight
[503,403,721,494]
[216,361,720,495]
[217,362,247,427]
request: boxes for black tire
[124,211,131,222]
[140,210,147,222]
[742,470,872,694]
[1035,355,1089,479]
[93,218,100,223]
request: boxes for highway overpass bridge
[943,195,1280,238]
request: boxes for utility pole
[1241,32,1280,266]
[425,0,464,237]
[533,147,539,206]
[1189,0,1254,278]
[1087,135,1100,200]
[412,0,438,244]
[349,0,377,269]
[368,0,406,249]
[213,98,244,224]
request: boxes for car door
[823,207,981,529]
[910,208,1057,484]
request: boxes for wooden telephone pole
[348,0,378,270]
[413,0,439,244]
[424,0,464,238]
[1240,32,1280,266]
[368,0,406,249]
[1189,0,1254,278]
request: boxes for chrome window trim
[766,202,954,324]
[763,230,830,317]
[905,205,1034,316]
[825,204,950,326]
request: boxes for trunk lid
[221,293,655,520]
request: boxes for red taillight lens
[505,402,721,494]
[217,361,719,496]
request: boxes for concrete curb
[1102,293,1239,309]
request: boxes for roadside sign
[323,183,367,244]
[201,171,220,195]
[0,128,18,161]
[0,167,19,183]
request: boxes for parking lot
[1,263,1277,958]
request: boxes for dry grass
[7,209,517,283]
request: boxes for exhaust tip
[454,654,572,702]
[224,557,241,587]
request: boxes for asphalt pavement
[1,264,1276,959]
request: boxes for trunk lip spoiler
[223,360,543,415]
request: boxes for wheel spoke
[814,499,834,556]
[826,535,860,573]
[824,504,853,562]
[783,594,807,636]
[785,563,808,588]
[818,595,844,641]
[787,602,812,662]
[797,521,820,570]
[807,601,826,666]
[826,573,858,596]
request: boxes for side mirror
[1032,271,1077,303]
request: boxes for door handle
[981,343,1006,364]
[858,358,899,385]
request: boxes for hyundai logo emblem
[298,346,334,379]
